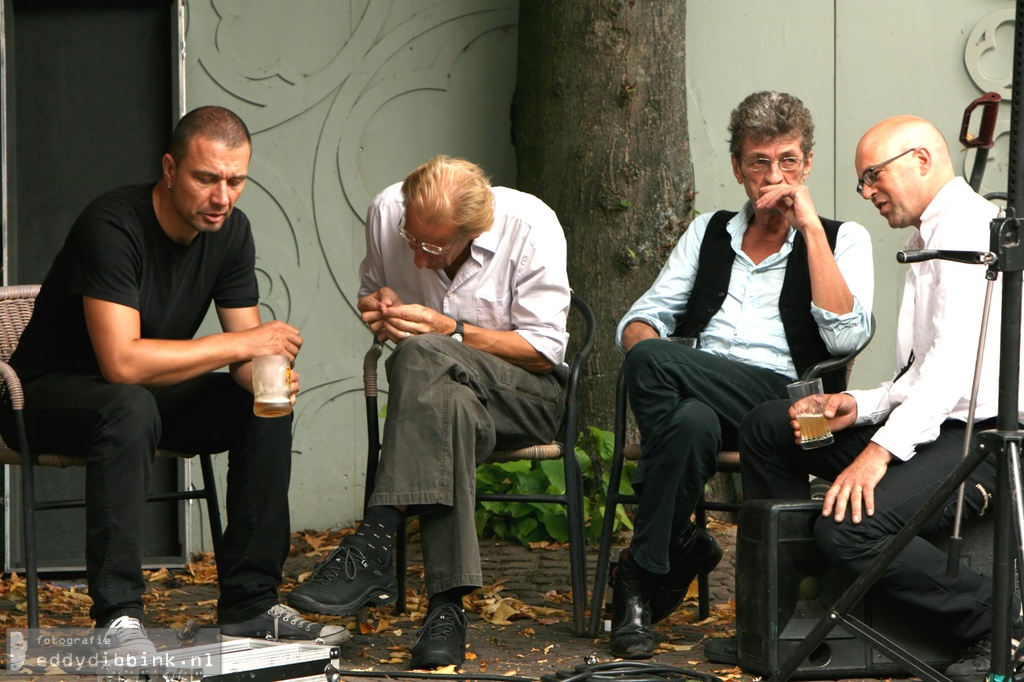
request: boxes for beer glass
[668,337,698,348]
[252,355,293,418]
[786,377,833,449]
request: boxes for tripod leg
[767,443,991,682]
[1009,439,1024,614]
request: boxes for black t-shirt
[11,183,259,382]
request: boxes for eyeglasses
[742,156,804,174]
[856,148,917,195]
[398,216,457,255]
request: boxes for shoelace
[308,544,369,584]
[420,605,464,642]
[268,604,316,633]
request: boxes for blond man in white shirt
[288,156,571,671]
[738,115,1024,681]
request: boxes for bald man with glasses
[610,91,874,659]
[739,115,1024,681]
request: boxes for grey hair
[728,91,814,158]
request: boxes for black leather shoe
[610,549,656,659]
[649,524,723,623]
[410,603,468,670]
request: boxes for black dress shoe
[410,603,468,670]
[610,548,656,659]
[649,524,723,623]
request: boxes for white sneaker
[96,615,157,656]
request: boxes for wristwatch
[450,320,465,343]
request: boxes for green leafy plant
[474,426,637,546]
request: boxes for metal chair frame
[363,292,596,635]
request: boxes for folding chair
[0,284,224,629]
[587,316,875,636]
[363,292,596,635]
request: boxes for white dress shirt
[615,202,875,380]
[358,182,570,365]
[851,177,1024,461]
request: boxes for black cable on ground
[540,661,722,682]
[323,660,722,682]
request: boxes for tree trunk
[514,1,694,432]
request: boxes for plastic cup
[252,355,293,418]
[787,377,833,449]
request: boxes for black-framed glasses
[742,156,804,174]
[398,215,457,255]
[857,148,917,195]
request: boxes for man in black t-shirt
[2,106,347,654]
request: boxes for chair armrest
[799,314,876,384]
[0,360,25,410]
[364,340,385,398]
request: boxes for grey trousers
[368,334,566,595]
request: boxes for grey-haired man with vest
[609,91,875,658]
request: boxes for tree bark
[514,1,694,432]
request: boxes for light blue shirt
[615,202,874,380]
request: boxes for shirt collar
[919,177,970,241]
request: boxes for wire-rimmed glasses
[742,156,804,174]
[857,148,917,195]
[397,215,457,255]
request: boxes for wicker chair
[0,284,224,629]
[587,315,876,636]
[362,292,596,635]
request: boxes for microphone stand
[767,2,1024,679]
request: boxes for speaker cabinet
[735,499,973,679]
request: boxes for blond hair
[401,155,495,239]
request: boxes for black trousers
[0,371,292,626]
[740,398,999,644]
[623,339,792,574]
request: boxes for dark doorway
[4,0,184,573]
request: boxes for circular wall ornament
[965,8,1015,100]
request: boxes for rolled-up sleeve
[512,221,570,366]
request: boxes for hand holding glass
[252,355,293,418]
[787,377,833,449]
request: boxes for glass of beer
[786,377,833,449]
[669,337,698,348]
[252,355,293,418]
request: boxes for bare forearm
[462,324,555,373]
[97,334,250,387]
[804,229,854,315]
[621,320,659,353]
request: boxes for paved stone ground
[320,520,744,682]
[5,516,944,682]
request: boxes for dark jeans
[624,339,792,574]
[740,398,999,643]
[0,371,292,626]
[369,334,566,595]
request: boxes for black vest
[673,209,847,392]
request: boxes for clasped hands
[357,287,454,343]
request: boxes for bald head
[855,116,956,228]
